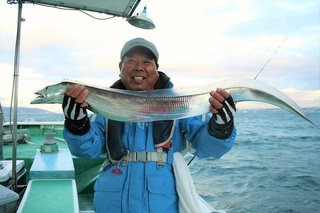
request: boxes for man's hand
[62,84,90,135]
[209,88,236,124]
[208,88,236,139]
[65,84,89,107]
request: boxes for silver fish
[31,78,318,128]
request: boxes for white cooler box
[0,160,25,187]
[0,184,19,213]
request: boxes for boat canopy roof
[24,0,141,17]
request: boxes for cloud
[282,87,320,108]
[0,0,319,113]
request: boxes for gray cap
[120,38,159,62]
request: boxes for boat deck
[1,122,104,212]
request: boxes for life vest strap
[100,149,168,172]
[121,148,167,167]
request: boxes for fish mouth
[30,92,45,104]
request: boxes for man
[63,38,237,213]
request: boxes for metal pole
[12,0,23,192]
[0,102,3,160]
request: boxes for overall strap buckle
[119,149,168,167]
[156,147,166,168]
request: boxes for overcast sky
[1,0,319,112]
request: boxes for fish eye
[35,92,44,98]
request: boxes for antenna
[254,36,288,80]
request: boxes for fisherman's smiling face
[119,47,159,91]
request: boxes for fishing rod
[254,36,288,80]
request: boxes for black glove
[62,95,90,135]
[208,96,236,139]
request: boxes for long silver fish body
[31,78,318,127]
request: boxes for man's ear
[118,61,123,70]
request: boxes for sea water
[189,108,320,213]
[3,108,320,213]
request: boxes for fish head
[30,83,67,104]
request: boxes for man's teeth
[133,76,144,81]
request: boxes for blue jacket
[64,83,237,213]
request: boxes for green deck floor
[17,179,78,213]
[2,123,102,211]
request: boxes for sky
[0,0,319,113]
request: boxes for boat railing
[3,121,65,127]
